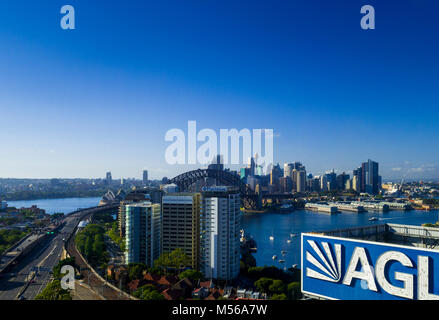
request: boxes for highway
[0,206,116,300]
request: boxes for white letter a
[61,5,75,30]
[361,5,375,30]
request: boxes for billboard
[301,233,439,300]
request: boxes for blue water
[242,209,439,269]
[7,197,101,214]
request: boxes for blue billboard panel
[301,233,439,300]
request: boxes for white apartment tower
[200,187,241,281]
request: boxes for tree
[84,237,93,258]
[154,248,189,273]
[179,269,203,281]
[287,282,301,300]
[128,263,147,281]
[254,277,273,293]
[35,280,72,300]
[134,284,165,300]
[268,279,285,294]
[52,257,76,279]
[143,290,165,300]
[270,293,287,300]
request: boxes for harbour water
[242,209,439,268]
[7,197,101,214]
[6,197,439,269]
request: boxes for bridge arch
[169,169,259,209]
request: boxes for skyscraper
[161,193,201,270]
[336,172,350,191]
[207,155,224,171]
[270,163,283,191]
[353,167,363,192]
[296,169,307,193]
[106,171,112,185]
[283,163,293,178]
[143,170,148,185]
[362,159,379,194]
[248,156,256,177]
[200,187,241,280]
[125,202,161,266]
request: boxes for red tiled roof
[162,288,184,300]
[128,279,141,291]
[158,275,178,286]
[143,273,161,282]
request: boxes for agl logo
[304,237,439,300]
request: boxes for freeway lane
[0,205,118,300]
[0,213,82,300]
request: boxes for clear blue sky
[0,0,438,180]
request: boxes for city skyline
[1,1,438,180]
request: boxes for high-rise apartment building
[118,189,163,237]
[161,193,201,270]
[125,202,161,266]
[200,187,241,281]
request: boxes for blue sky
[0,0,438,180]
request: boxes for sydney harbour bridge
[169,168,261,209]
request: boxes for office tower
[320,174,328,192]
[248,156,256,176]
[143,170,148,185]
[270,164,282,192]
[125,202,161,266]
[106,171,112,185]
[353,167,363,192]
[284,163,293,178]
[246,176,260,191]
[255,165,263,176]
[279,176,293,193]
[361,159,379,194]
[240,167,249,182]
[336,172,350,191]
[352,175,360,192]
[291,169,298,192]
[161,193,201,270]
[296,170,307,193]
[344,179,353,190]
[309,176,321,192]
[325,170,337,191]
[200,187,241,280]
[208,155,224,171]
